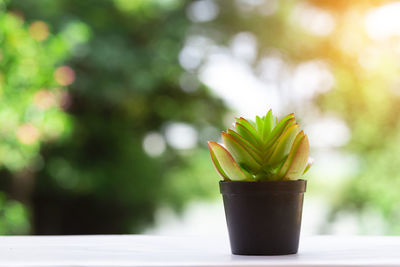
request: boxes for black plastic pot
[220,180,306,255]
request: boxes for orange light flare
[16,123,40,145]
[292,1,400,74]
[332,3,400,71]
[29,21,49,42]
[54,66,75,86]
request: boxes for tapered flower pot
[220,180,307,255]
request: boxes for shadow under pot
[220,179,307,255]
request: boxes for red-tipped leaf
[207,141,252,181]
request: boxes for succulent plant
[208,110,312,181]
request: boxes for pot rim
[219,179,306,195]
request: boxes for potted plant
[208,110,312,255]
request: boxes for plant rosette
[208,110,312,255]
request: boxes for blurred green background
[1,0,400,235]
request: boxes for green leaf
[222,132,262,172]
[236,117,261,142]
[256,116,264,136]
[267,123,300,167]
[262,109,274,141]
[207,141,253,181]
[263,117,295,160]
[248,119,257,128]
[227,129,263,160]
[276,131,310,180]
[235,122,261,147]
[265,115,295,148]
[208,141,230,180]
[303,158,313,175]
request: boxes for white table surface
[0,235,399,267]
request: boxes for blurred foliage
[0,10,71,170]
[1,0,227,234]
[0,192,30,234]
[0,3,73,233]
[200,0,400,234]
[3,0,400,235]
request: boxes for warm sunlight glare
[365,2,400,40]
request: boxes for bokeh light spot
[33,89,55,110]
[306,117,351,148]
[8,10,25,25]
[16,124,40,145]
[187,0,219,23]
[365,2,400,40]
[54,66,75,86]
[165,123,198,150]
[143,132,166,157]
[57,90,72,110]
[292,4,335,36]
[179,72,200,93]
[29,21,49,41]
[230,32,257,63]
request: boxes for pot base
[220,180,306,256]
